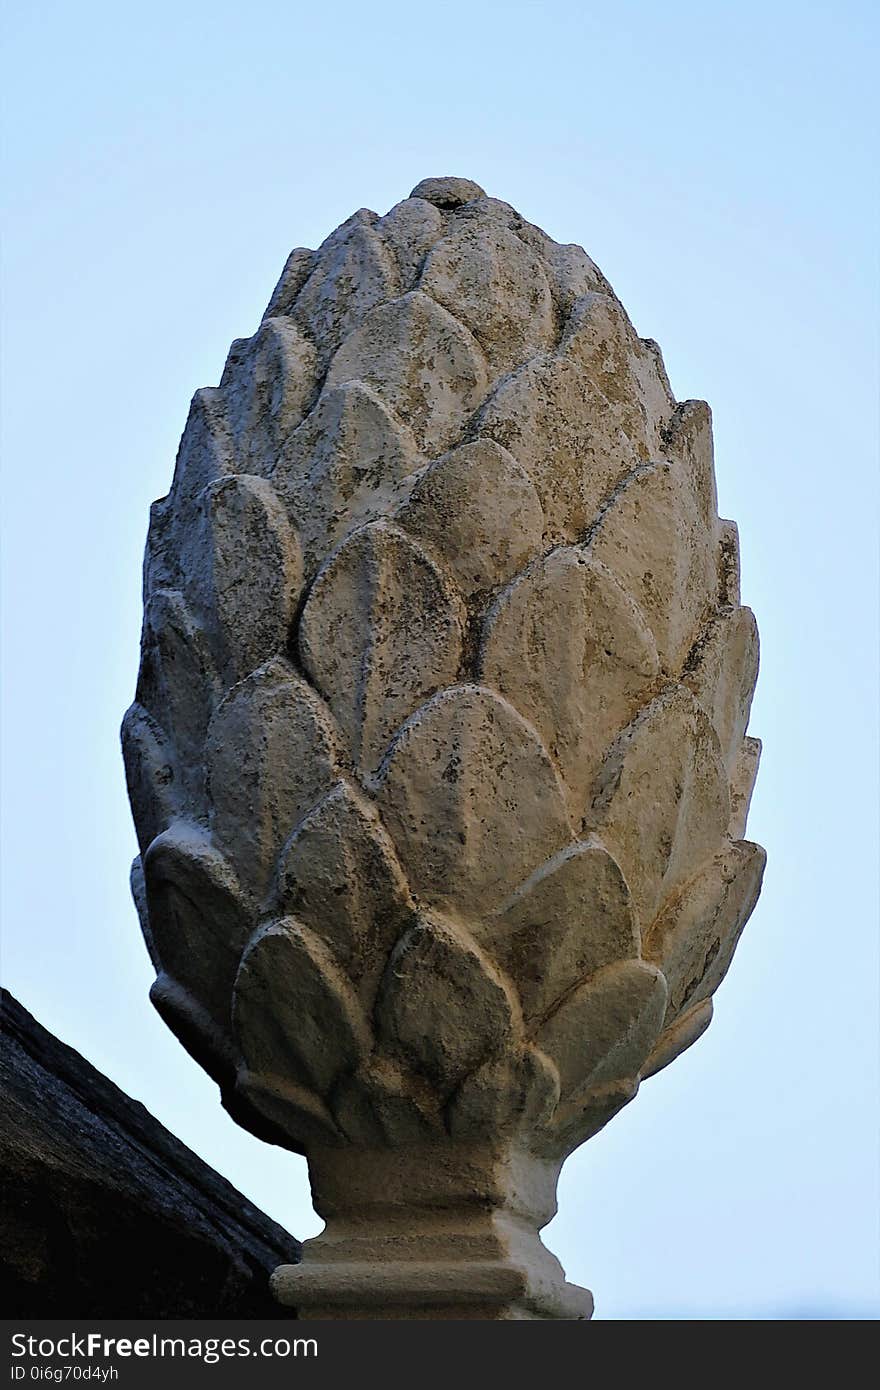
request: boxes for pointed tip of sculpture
[409,176,486,208]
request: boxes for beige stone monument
[123,177,764,1319]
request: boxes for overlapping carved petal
[379,197,443,289]
[644,839,766,1026]
[661,398,718,528]
[561,292,674,459]
[292,210,399,365]
[547,1079,639,1158]
[376,916,519,1095]
[333,1055,442,1148]
[165,386,234,517]
[536,239,611,312]
[419,218,555,372]
[590,684,730,932]
[717,518,742,607]
[641,998,713,1080]
[395,439,544,600]
[262,247,315,320]
[205,656,341,897]
[299,521,464,773]
[482,839,639,1025]
[729,735,762,838]
[587,460,716,674]
[448,1046,560,1140]
[136,589,218,813]
[534,960,667,1097]
[121,702,179,853]
[472,355,636,542]
[149,972,239,1090]
[187,474,302,684]
[219,318,317,473]
[129,855,154,965]
[478,549,659,819]
[274,778,413,1001]
[233,917,371,1096]
[682,606,759,775]
[273,381,421,577]
[375,684,571,916]
[234,1069,340,1154]
[326,291,489,455]
[141,495,180,601]
[143,820,251,1048]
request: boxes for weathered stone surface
[682,605,759,773]
[220,318,317,472]
[326,291,489,455]
[662,397,718,527]
[124,177,764,1319]
[560,292,674,459]
[188,473,303,684]
[395,439,544,600]
[262,246,315,321]
[205,657,342,897]
[589,685,730,933]
[273,380,421,577]
[121,701,179,854]
[642,998,714,1080]
[134,588,217,814]
[479,548,659,820]
[409,176,485,208]
[374,684,571,918]
[587,460,716,674]
[644,839,766,1026]
[299,521,464,772]
[273,779,413,1001]
[376,917,517,1095]
[540,239,611,311]
[485,840,639,1024]
[535,960,667,1097]
[164,387,234,521]
[234,917,371,1099]
[143,820,250,1054]
[291,211,399,366]
[717,517,743,607]
[419,218,555,372]
[472,354,634,542]
[1,991,299,1317]
[730,734,762,838]
[448,1046,560,1140]
[379,197,444,288]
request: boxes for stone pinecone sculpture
[124,176,764,1168]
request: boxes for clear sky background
[2,0,877,1320]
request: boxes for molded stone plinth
[272,1146,592,1320]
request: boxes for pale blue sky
[2,0,877,1319]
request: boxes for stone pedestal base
[271,1144,592,1320]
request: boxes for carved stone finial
[123,179,764,1319]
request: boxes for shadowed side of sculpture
[123,176,764,1318]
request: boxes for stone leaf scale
[122,176,764,1319]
